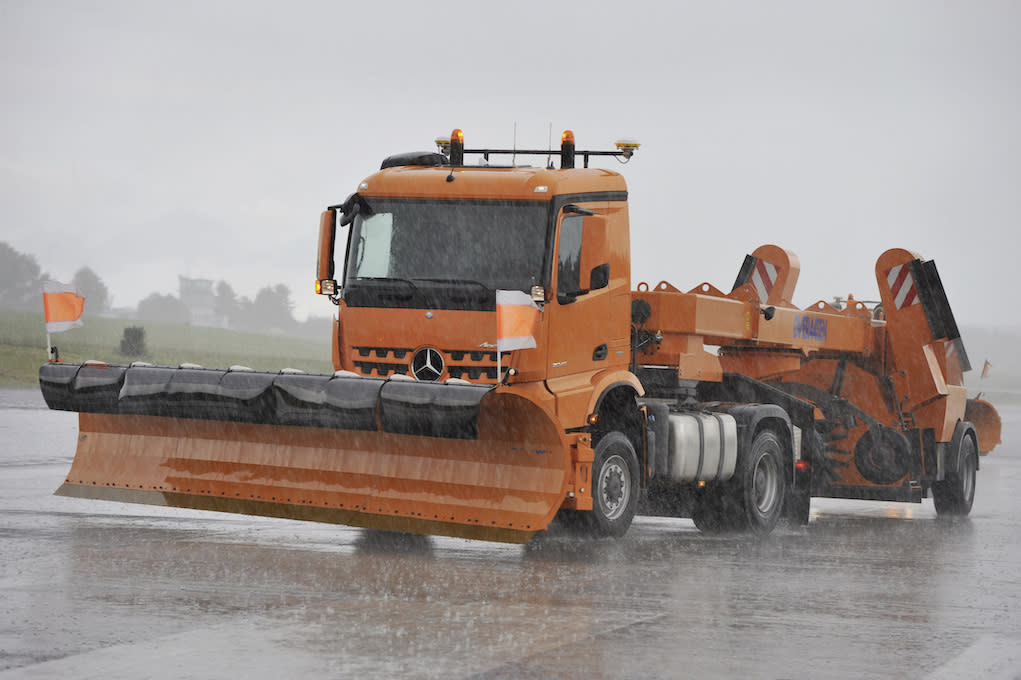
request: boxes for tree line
[1,241,110,313]
[1,241,328,337]
[136,281,299,333]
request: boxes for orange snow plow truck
[40,129,1002,543]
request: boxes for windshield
[343,198,550,309]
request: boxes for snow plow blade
[40,362,570,543]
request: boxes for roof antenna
[512,121,517,166]
[546,123,553,169]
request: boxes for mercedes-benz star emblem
[411,347,444,381]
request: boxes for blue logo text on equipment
[794,315,828,341]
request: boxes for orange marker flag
[981,359,992,379]
[43,281,85,333]
[496,289,539,352]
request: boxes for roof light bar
[436,127,639,168]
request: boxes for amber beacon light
[560,129,576,169]
[449,128,465,165]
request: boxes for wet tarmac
[1,388,1018,679]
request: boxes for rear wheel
[933,434,977,516]
[734,429,787,534]
[585,432,640,537]
[692,429,787,535]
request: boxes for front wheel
[585,432,640,538]
[933,434,977,517]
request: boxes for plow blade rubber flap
[47,364,570,543]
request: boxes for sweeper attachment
[41,363,568,543]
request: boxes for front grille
[447,365,499,381]
[352,347,411,377]
[350,346,510,382]
[355,347,410,360]
[353,361,409,377]
[442,348,510,382]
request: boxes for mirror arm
[557,288,591,304]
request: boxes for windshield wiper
[350,277,419,298]
[411,278,491,294]
[353,277,418,289]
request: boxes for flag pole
[46,331,51,362]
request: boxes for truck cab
[317,132,640,432]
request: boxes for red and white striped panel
[886,264,919,310]
[750,259,779,303]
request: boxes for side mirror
[316,209,337,295]
[589,263,609,291]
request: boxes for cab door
[546,207,622,380]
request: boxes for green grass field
[0,308,333,388]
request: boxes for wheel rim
[752,453,781,515]
[598,453,630,521]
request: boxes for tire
[854,428,910,485]
[933,434,977,517]
[734,429,787,534]
[585,431,640,538]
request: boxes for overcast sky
[3,1,1018,328]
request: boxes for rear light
[795,460,811,471]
